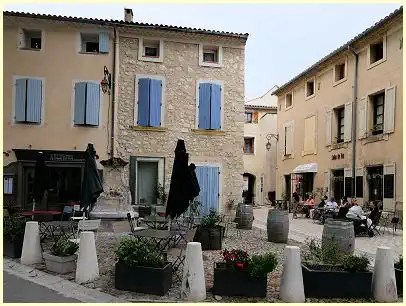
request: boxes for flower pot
[194,226,223,250]
[115,262,172,296]
[212,262,267,297]
[3,238,24,258]
[43,252,77,274]
[395,268,403,295]
[302,263,372,298]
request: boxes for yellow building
[273,7,402,211]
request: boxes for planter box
[395,268,403,295]
[115,262,172,296]
[43,252,77,274]
[193,226,223,250]
[212,263,267,297]
[302,264,372,298]
[3,238,23,258]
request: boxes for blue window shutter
[26,79,42,123]
[85,82,100,126]
[99,32,109,53]
[198,83,211,129]
[74,82,86,125]
[15,78,27,122]
[210,84,221,129]
[208,167,220,212]
[149,79,162,127]
[137,78,150,126]
[196,166,210,216]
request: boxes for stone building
[273,7,402,211]
[111,9,249,215]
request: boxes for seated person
[312,196,327,220]
[368,201,380,222]
[304,195,315,218]
[325,197,338,211]
[346,200,372,229]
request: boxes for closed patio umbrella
[32,151,48,211]
[80,143,103,214]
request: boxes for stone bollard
[372,246,398,302]
[181,242,206,301]
[279,246,305,302]
[21,221,42,265]
[75,231,99,284]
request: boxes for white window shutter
[383,163,396,210]
[289,122,294,155]
[324,170,331,197]
[285,124,291,155]
[344,102,352,142]
[344,168,352,178]
[18,29,26,49]
[383,86,396,134]
[325,109,332,146]
[357,97,367,139]
[355,167,364,203]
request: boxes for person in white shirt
[325,198,338,211]
[346,200,372,227]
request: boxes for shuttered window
[284,121,294,156]
[137,78,163,127]
[198,82,222,130]
[15,78,42,124]
[303,115,316,154]
[80,32,109,54]
[74,82,100,126]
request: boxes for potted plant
[394,255,403,295]
[301,238,372,298]
[114,237,172,295]
[3,215,26,258]
[43,238,79,274]
[212,248,278,297]
[194,209,224,250]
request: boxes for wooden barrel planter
[234,203,243,222]
[194,225,224,250]
[267,209,289,243]
[237,204,254,229]
[322,220,355,254]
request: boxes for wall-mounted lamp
[265,133,279,151]
[101,66,112,95]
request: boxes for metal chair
[127,212,147,233]
[69,219,101,244]
[61,206,74,221]
[71,204,87,221]
[369,210,383,236]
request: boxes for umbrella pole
[32,199,36,220]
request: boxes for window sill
[305,94,315,101]
[367,57,387,70]
[333,77,347,87]
[191,129,225,136]
[362,133,389,144]
[301,151,317,157]
[78,51,108,55]
[131,126,167,132]
[244,152,255,155]
[285,105,293,111]
[14,121,41,125]
[138,56,163,63]
[199,62,223,68]
[328,141,349,151]
[74,124,99,128]
[18,48,42,52]
[282,154,294,160]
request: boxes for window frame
[336,107,345,143]
[245,111,253,123]
[243,137,255,155]
[199,44,223,68]
[77,30,110,55]
[305,77,316,100]
[333,57,348,86]
[17,28,45,52]
[285,91,293,110]
[3,175,15,195]
[372,92,385,135]
[367,35,387,69]
[138,38,164,63]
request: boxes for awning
[292,163,317,174]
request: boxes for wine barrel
[322,219,355,254]
[235,203,243,222]
[237,204,254,229]
[267,209,289,243]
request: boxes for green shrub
[4,215,26,242]
[200,209,220,228]
[51,239,79,257]
[342,254,370,272]
[248,252,278,278]
[115,237,165,268]
[302,238,344,266]
[395,256,403,270]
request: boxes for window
[370,39,384,64]
[305,78,315,99]
[74,82,101,126]
[283,122,294,156]
[372,92,384,135]
[367,166,383,201]
[138,38,163,62]
[285,93,293,109]
[14,78,43,124]
[136,77,164,127]
[244,137,254,154]
[197,82,223,130]
[3,177,14,195]
[199,44,223,68]
[80,32,109,54]
[246,112,252,123]
[336,107,345,143]
[143,40,159,57]
[18,29,42,50]
[333,59,347,84]
[303,115,316,154]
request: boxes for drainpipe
[348,45,358,199]
[110,27,118,158]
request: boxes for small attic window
[199,44,223,68]
[305,78,315,99]
[143,40,160,57]
[18,29,42,50]
[203,46,219,63]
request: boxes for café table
[40,221,77,241]
[142,215,169,229]
[131,229,178,254]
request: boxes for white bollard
[181,242,206,301]
[279,245,305,302]
[21,221,42,265]
[75,231,99,284]
[372,246,398,302]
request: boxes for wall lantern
[101,66,112,95]
[265,133,279,151]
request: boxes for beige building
[110,9,248,215]
[273,7,402,211]
[243,87,278,206]
[3,11,114,210]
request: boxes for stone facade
[114,33,247,212]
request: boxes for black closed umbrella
[166,139,200,220]
[32,151,48,211]
[80,143,103,213]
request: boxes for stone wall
[114,35,246,211]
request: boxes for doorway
[367,166,383,201]
[137,161,158,205]
[332,169,344,201]
[243,173,256,204]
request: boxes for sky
[4,3,401,101]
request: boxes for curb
[3,258,127,303]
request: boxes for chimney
[124,8,133,23]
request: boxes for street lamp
[101,66,112,95]
[265,133,279,151]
